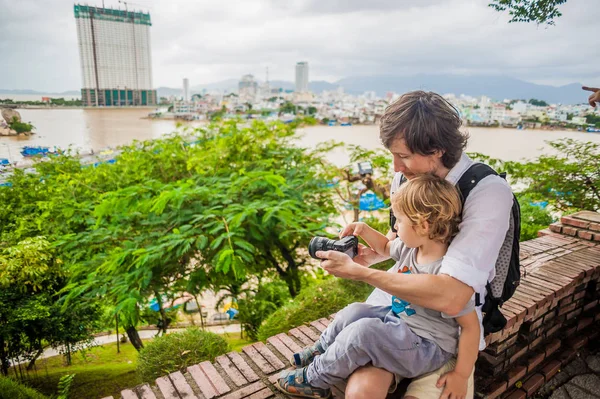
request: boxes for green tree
[489,0,567,25]
[237,279,291,340]
[54,121,338,355]
[469,139,600,213]
[518,196,554,241]
[585,114,600,128]
[325,144,394,222]
[279,101,296,114]
[0,237,99,375]
[505,139,600,212]
[8,116,34,134]
[528,98,549,107]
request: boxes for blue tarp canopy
[359,192,386,211]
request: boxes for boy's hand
[339,222,366,238]
[316,250,364,280]
[353,244,386,267]
[436,371,468,399]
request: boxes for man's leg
[345,365,393,399]
[404,358,475,399]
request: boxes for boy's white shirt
[366,152,513,350]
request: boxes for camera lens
[308,236,335,259]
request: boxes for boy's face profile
[393,211,427,249]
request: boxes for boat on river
[20,146,61,157]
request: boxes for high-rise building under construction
[74,4,157,107]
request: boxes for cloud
[0,0,598,92]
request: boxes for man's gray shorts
[305,303,452,389]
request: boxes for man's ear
[433,149,445,159]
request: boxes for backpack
[392,163,521,335]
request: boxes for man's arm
[356,267,473,315]
[317,253,474,315]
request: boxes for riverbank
[1,108,599,166]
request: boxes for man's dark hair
[380,91,469,169]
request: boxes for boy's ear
[414,220,430,237]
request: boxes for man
[583,86,600,107]
[317,91,514,399]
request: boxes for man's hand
[316,250,366,280]
[436,370,468,399]
[583,86,600,107]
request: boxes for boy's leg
[305,314,452,389]
[319,303,390,349]
[292,303,390,368]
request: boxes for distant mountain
[160,74,584,104]
[0,89,80,96]
[190,79,239,92]
[334,75,584,104]
[183,79,340,94]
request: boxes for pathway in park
[12,322,242,365]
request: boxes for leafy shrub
[238,280,291,341]
[0,377,48,399]
[8,116,34,134]
[137,328,230,382]
[257,276,376,341]
[56,374,75,399]
[518,195,554,241]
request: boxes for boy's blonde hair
[392,174,462,244]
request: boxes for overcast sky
[0,0,598,92]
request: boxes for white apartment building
[183,78,190,102]
[295,62,309,93]
[74,4,156,106]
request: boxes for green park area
[1,118,598,399]
[5,332,252,399]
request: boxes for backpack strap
[456,163,500,205]
[389,174,408,233]
[456,163,500,307]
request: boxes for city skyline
[0,0,599,92]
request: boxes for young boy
[276,174,480,399]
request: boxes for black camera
[308,235,359,259]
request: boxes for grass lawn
[14,331,253,399]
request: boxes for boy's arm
[454,311,480,378]
[437,310,480,399]
[341,222,393,257]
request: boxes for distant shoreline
[2,105,156,110]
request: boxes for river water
[1,108,599,165]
